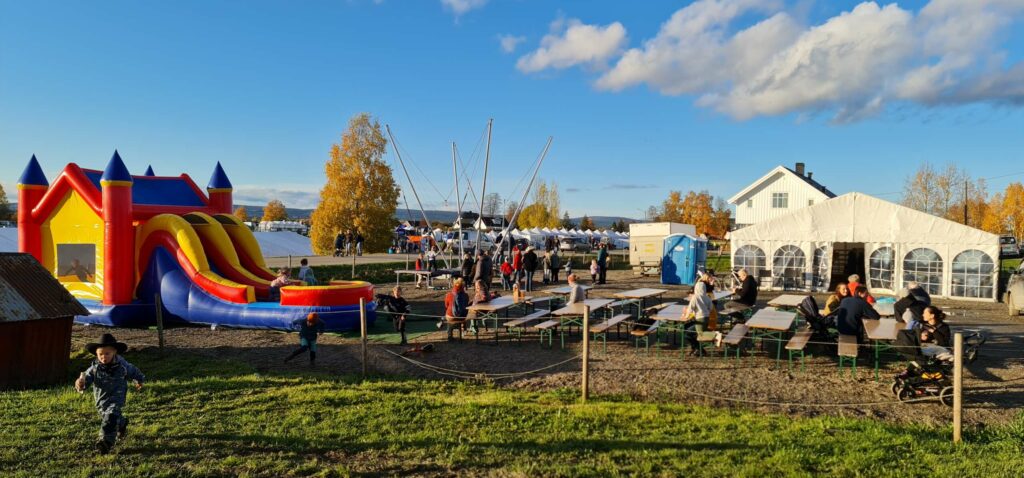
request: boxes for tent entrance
[830,242,865,290]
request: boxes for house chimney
[795,162,805,176]
[807,172,813,180]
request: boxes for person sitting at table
[894,281,931,329]
[460,252,475,284]
[823,282,849,316]
[847,274,875,305]
[441,278,470,340]
[472,279,491,305]
[567,274,586,304]
[704,269,717,292]
[895,305,951,360]
[728,268,758,308]
[834,285,880,343]
[683,272,716,356]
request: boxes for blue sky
[2,0,1023,219]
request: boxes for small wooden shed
[0,253,89,390]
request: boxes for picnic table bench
[837,334,859,377]
[630,320,661,353]
[533,319,561,348]
[589,313,631,353]
[785,330,813,372]
[721,323,749,360]
[504,309,550,342]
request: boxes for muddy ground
[72,269,1024,427]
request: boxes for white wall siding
[733,172,828,227]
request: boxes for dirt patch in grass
[73,269,1024,428]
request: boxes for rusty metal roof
[0,253,89,322]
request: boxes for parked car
[1000,235,1020,259]
[559,237,592,253]
[446,231,495,254]
[1006,262,1024,317]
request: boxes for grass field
[4,348,1024,477]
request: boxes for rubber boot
[309,351,316,366]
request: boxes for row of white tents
[505,227,630,248]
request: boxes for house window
[808,199,814,206]
[772,192,789,209]
[746,200,753,208]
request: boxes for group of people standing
[333,230,364,257]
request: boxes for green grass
[311,262,405,284]
[3,349,1024,477]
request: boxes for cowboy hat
[86,333,128,354]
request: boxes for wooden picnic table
[652,304,689,322]
[711,290,733,302]
[546,285,593,296]
[767,294,807,309]
[552,298,614,316]
[467,295,534,342]
[874,302,895,317]
[394,269,458,288]
[613,288,669,314]
[745,308,797,364]
[863,318,901,380]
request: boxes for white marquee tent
[729,193,1000,301]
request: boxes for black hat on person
[86,333,128,354]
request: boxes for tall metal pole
[453,142,465,262]
[386,125,434,238]
[963,179,969,226]
[953,332,963,443]
[582,305,590,402]
[475,119,493,254]
[495,136,554,253]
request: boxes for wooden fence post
[154,294,165,350]
[953,332,963,444]
[360,297,368,379]
[582,305,590,402]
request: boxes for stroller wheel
[896,386,915,403]
[891,380,902,396]
[939,386,954,407]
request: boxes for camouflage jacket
[82,356,145,411]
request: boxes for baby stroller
[891,329,987,407]
[796,296,836,343]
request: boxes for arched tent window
[903,248,943,295]
[869,247,895,290]
[773,245,806,290]
[812,246,829,291]
[951,250,995,299]
[734,245,766,276]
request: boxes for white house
[728,163,835,229]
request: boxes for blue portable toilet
[661,234,708,285]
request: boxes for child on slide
[75,333,145,454]
[285,313,326,365]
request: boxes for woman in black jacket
[522,247,539,291]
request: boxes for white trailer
[629,222,697,274]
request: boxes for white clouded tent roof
[729,192,1000,301]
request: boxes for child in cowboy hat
[284,312,326,365]
[74,333,145,454]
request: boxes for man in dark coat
[834,286,880,341]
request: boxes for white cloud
[526,0,1024,122]
[516,19,628,73]
[498,34,526,54]
[441,0,487,16]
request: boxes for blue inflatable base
[74,248,375,333]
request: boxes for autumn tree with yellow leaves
[233,206,249,222]
[261,199,287,222]
[983,182,1024,239]
[309,113,399,255]
[517,180,561,228]
[656,190,731,237]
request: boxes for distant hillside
[570,216,638,228]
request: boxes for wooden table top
[874,302,895,317]
[863,318,901,341]
[546,285,593,295]
[711,290,733,301]
[552,299,614,316]
[652,304,689,322]
[468,295,533,312]
[767,294,808,308]
[613,288,670,300]
[745,308,796,331]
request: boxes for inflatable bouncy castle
[17,152,375,332]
